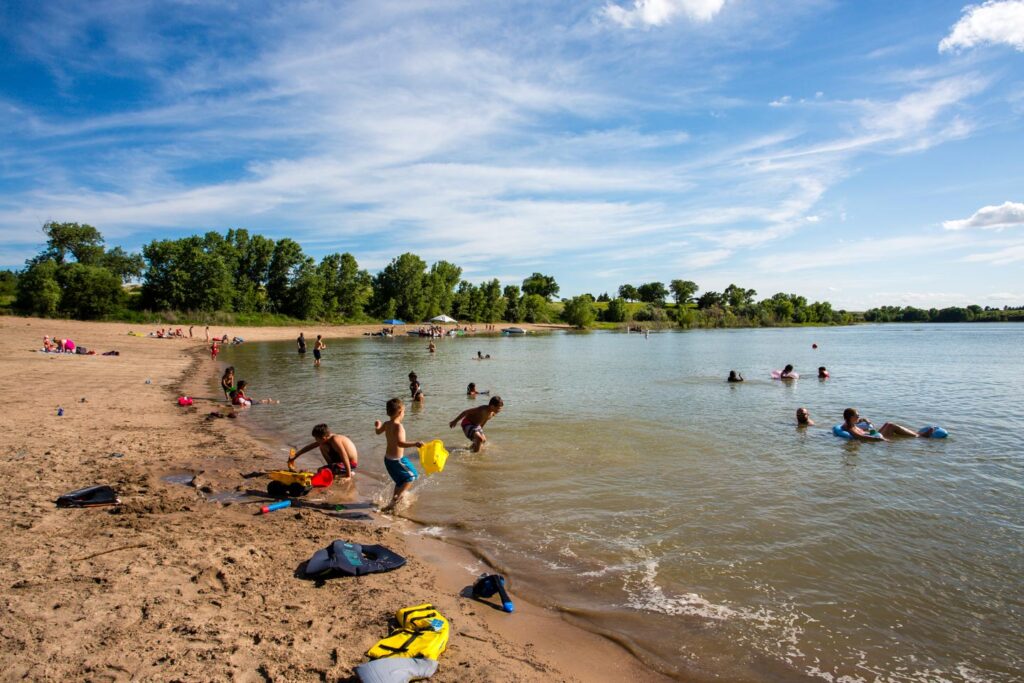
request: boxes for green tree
[101,247,145,283]
[289,258,326,319]
[522,293,552,323]
[522,272,559,301]
[57,263,124,319]
[503,285,523,322]
[373,253,428,321]
[0,270,18,298]
[697,290,724,309]
[562,295,596,328]
[669,280,698,306]
[597,292,610,302]
[637,281,668,305]
[604,297,629,323]
[15,259,62,316]
[267,239,306,313]
[618,284,639,301]
[39,221,105,265]
[424,260,463,318]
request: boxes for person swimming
[780,364,796,379]
[841,408,931,441]
[797,407,814,426]
[818,366,829,379]
[728,370,744,383]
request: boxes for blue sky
[1,0,1022,308]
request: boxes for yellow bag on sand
[418,441,448,475]
[366,604,450,661]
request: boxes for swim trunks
[313,349,322,360]
[461,419,483,441]
[384,457,418,485]
[328,462,357,477]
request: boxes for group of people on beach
[296,333,326,366]
[41,335,77,353]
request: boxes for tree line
[8,222,1017,328]
[11,222,564,324]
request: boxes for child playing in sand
[289,423,358,479]
[449,396,503,452]
[374,398,424,513]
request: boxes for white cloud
[603,0,726,28]
[860,76,987,138]
[943,201,1024,230]
[964,243,1024,264]
[939,0,1024,53]
[769,95,791,107]
[805,215,820,223]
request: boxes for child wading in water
[449,396,503,452]
[313,335,325,367]
[374,398,424,513]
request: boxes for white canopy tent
[430,315,458,324]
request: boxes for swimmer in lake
[841,408,932,442]
[728,370,744,383]
[450,396,503,453]
[780,364,796,379]
[818,366,829,379]
[797,407,814,427]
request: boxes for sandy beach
[0,316,667,682]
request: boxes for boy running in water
[449,396,503,452]
[374,398,423,513]
[289,423,358,480]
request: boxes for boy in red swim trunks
[449,396,503,452]
[289,423,358,480]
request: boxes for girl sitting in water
[467,382,490,397]
[780,364,796,379]
[230,380,278,406]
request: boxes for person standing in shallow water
[297,332,306,355]
[313,335,325,367]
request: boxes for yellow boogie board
[418,440,448,475]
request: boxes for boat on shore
[502,327,526,335]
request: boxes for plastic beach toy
[261,500,291,514]
[419,440,449,475]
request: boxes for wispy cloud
[939,0,1024,53]
[602,0,727,28]
[943,201,1024,230]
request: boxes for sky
[1,0,1023,309]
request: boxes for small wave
[624,558,737,620]
[418,526,445,537]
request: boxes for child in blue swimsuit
[374,398,424,513]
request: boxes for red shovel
[310,466,334,488]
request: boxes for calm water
[225,325,1024,682]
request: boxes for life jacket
[366,603,450,661]
[304,541,406,578]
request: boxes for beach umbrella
[383,319,405,325]
[430,314,457,324]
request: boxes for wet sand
[0,316,666,682]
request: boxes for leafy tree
[0,270,18,298]
[618,284,639,301]
[424,260,462,318]
[669,280,698,306]
[57,263,124,319]
[39,222,105,265]
[503,285,523,322]
[289,258,326,319]
[266,239,306,313]
[522,293,552,323]
[637,281,668,305]
[522,272,559,301]
[15,259,62,316]
[480,278,506,322]
[562,295,596,328]
[373,253,428,321]
[697,290,724,309]
[723,284,756,308]
[603,297,629,322]
[101,247,145,283]
[597,292,610,302]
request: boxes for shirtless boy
[449,396,503,452]
[289,423,358,479]
[374,398,424,512]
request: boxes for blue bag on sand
[355,657,438,683]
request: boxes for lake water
[225,324,1023,682]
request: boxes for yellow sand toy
[266,469,316,498]
[366,603,450,660]
[418,440,449,475]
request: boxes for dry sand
[0,316,669,682]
